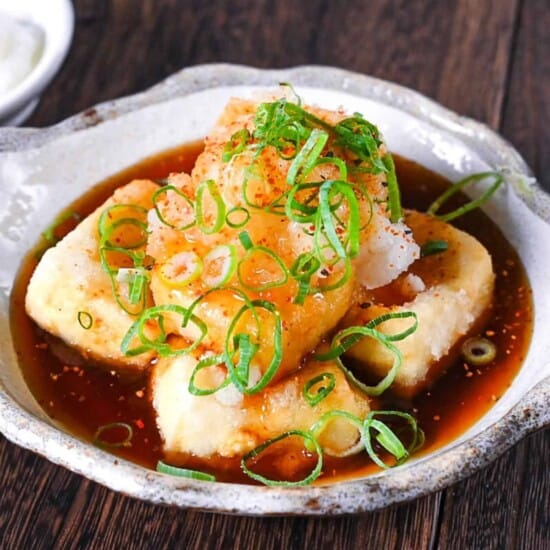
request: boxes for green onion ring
[362,410,423,469]
[93,422,133,448]
[427,172,503,222]
[77,311,93,330]
[188,354,231,396]
[302,372,336,406]
[240,430,323,486]
[151,185,196,231]
[225,206,251,228]
[195,179,226,234]
[309,409,364,457]
[156,460,216,481]
[237,245,289,292]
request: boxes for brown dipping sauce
[9,143,533,484]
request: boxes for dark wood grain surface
[1,1,548,548]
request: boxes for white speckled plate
[0,64,548,515]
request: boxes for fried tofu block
[152,350,371,458]
[342,210,495,397]
[146,98,418,383]
[25,180,159,371]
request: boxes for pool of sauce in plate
[9,143,533,483]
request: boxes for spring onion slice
[238,230,254,250]
[285,181,322,223]
[241,430,323,486]
[290,252,321,304]
[461,336,497,366]
[202,244,238,287]
[159,251,203,288]
[318,180,361,260]
[98,204,149,245]
[152,185,196,231]
[99,247,150,315]
[127,269,149,304]
[309,409,365,457]
[427,172,503,222]
[421,240,449,257]
[382,153,402,223]
[121,304,207,357]
[303,372,336,406]
[286,128,328,185]
[315,155,348,181]
[224,300,282,395]
[317,311,418,360]
[77,311,93,330]
[188,354,231,396]
[226,206,251,228]
[39,209,81,252]
[93,422,133,448]
[317,327,403,396]
[237,246,289,292]
[362,411,423,469]
[195,179,226,234]
[222,128,250,162]
[156,460,216,482]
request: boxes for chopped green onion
[309,409,364,457]
[121,304,207,357]
[382,153,402,223]
[77,311,93,330]
[286,128,328,185]
[188,354,231,396]
[362,411,423,469]
[93,422,133,448]
[241,430,323,486]
[237,246,289,291]
[222,128,251,162]
[224,300,282,395]
[156,460,216,481]
[195,179,226,234]
[316,326,404,396]
[421,240,449,257]
[364,311,419,342]
[202,244,238,287]
[40,209,81,250]
[317,180,361,260]
[303,372,336,406]
[226,206,250,228]
[427,172,503,222]
[152,185,196,231]
[289,252,321,304]
[238,230,253,250]
[159,251,203,288]
[461,336,497,366]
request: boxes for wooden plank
[501,0,550,189]
[436,443,526,549]
[515,431,550,550]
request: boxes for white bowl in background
[0,0,74,126]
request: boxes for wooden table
[1,1,548,548]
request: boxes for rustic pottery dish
[0,64,548,515]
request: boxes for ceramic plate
[0,64,548,515]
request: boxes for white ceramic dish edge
[0,64,548,515]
